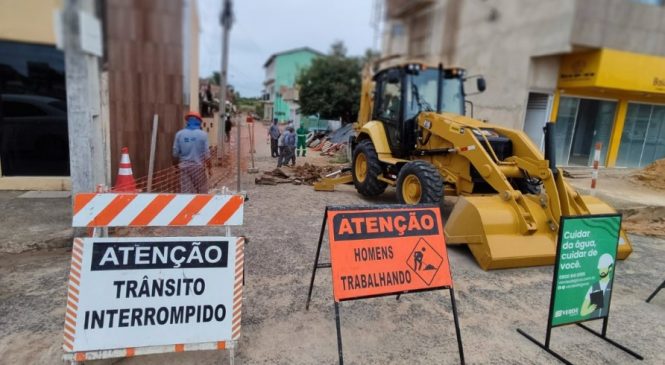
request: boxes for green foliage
[297,41,361,123]
[210,72,220,85]
[236,96,263,117]
[362,48,381,69]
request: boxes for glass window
[378,78,401,121]
[643,106,665,164]
[0,40,69,176]
[405,69,464,119]
[554,97,579,165]
[405,69,438,120]
[629,0,664,5]
[3,101,47,117]
[391,24,405,36]
[554,97,616,166]
[617,103,665,167]
[441,77,463,115]
[375,72,403,153]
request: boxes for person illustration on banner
[580,253,614,318]
[414,248,425,271]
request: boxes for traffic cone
[114,147,137,192]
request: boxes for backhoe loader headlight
[423,120,432,129]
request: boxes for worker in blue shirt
[173,111,210,193]
[278,126,296,168]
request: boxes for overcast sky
[197,0,376,97]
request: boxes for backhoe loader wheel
[396,161,444,205]
[352,139,388,196]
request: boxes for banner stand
[306,205,465,365]
[517,214,642,364]
[645,279,664,303]
[517,317,642,365]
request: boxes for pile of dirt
[255,164,339,186]
[292,163,338,184]
[619,206,665,237]
[255,168,296,186]
[632,159,665,190]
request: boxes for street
[1,121,664,364]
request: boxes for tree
[297,41,361,123]
[210,72,220,85]
[361,48,381,70]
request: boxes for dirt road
[1,123,664,364]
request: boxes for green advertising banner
[550,214,621,327]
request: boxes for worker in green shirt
[296,124,308,157]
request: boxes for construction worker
[277,126,296,168]
[224,114,233,142]
[296,123,308,157]
[268,118,280,158]
[173,111,209,193]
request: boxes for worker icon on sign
[414,248,425,271]
[407,238,444,286]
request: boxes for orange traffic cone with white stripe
[114,147,137,192]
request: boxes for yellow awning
[558,48,665,97]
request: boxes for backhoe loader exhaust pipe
[543,122,557,176]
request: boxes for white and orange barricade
[72,193,244,227]
[63,193,245,364]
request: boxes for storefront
[0,40,69,177]
[0,0,72,190]
[550,48,665,167]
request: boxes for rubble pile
[632,159,665,190]
[293,163,338,184]
[255,164,339,186]
[307,123,353,157]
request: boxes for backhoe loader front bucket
[445,195,633,270]
[313,172,353,191]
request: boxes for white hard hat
[597,253,614,269]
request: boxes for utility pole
[63,0,106,196]
[218,0,233,160]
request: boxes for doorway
[554,97,616,166]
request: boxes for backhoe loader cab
[369,64,476,158]
[322,62,633,270]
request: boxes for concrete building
[262,47,322,124]
[382,0,665,167]
[0,0,199,190]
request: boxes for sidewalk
[0,191,72,254]
[565,167,665,209]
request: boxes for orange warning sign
[328,206,452,301]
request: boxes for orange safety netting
[111,146,232,194]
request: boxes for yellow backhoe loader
[314,62,633,270]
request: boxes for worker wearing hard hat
[173,111,210,193]
[580,253,615,318]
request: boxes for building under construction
[382,0,665,168]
